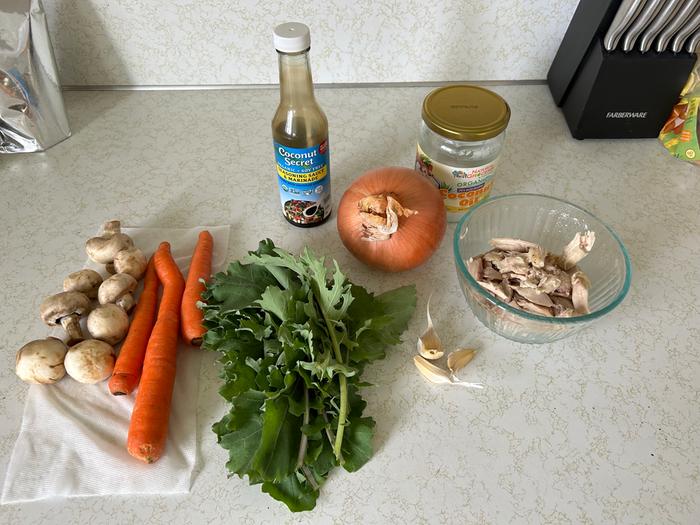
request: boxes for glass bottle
[272,22,331,227]
[416,85,510,222]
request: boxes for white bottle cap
[273,22,311,53]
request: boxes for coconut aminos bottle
[272,22,331,227]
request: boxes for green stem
[296,384,309,470]
[322,314,347,463]
[335,377,348,463]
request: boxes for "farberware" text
[605,112,648,119]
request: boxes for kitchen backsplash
[44,0,578,86]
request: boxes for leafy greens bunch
[201,240,416,512]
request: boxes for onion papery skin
[337,166,447,272]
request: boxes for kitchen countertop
[1,84,699,524]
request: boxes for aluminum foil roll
[1,0,70,153]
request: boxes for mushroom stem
[60,315,85,345]
[103,220,122,234]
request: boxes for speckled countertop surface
[1,85,699,524]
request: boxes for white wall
[43,0,579,86]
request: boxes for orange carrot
[127,242,185,463]
[181,230,213,346]
[109,257,159,396]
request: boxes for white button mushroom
[87,304,130,345]
[98,273,138,312]
[113,247,147,280]
[40,291,91,345]
[15,338,68,384]
[85,220,133,265]
[64,339,116,384]
[63,269,103,299]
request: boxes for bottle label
[415,143,498,219]
[274,140,331,226]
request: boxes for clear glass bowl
[453,194,631,344]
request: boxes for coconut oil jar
[416,85,510,222]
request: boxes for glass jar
[415,85,510,222]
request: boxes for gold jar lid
[422,85,511,141]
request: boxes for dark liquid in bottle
[273,48,331,228]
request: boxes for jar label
[415,143,497,218]
[274,140,331,226]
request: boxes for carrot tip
[109,373,137,396]
[129,443,160,464]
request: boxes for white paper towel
[1,225,230,504]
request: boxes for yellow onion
[337,167,446,272]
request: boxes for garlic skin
[64,340,116,384]
[413,355,484,389]
[413,356,452,384]
[414,296,482,389]
[417,297,444,360]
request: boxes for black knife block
[548,0,696,139]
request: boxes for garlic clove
[413,356,453,384]
[417,295,444,360]
[417,339,444,360]
[447,348,475,374]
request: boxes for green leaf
[341,417,375,472]
[375,285,418,338]
[218,330,263,363]
[215,391,265,476]
[310,443,337,476]
[257,286,292,322]
[299,360,358,380]
[252,396,302,482]
[347,284,417,363]
[286,378,307,417]
[238,318,272,340]
[252,239,297,290]
[203,240,416,512]
[261,472,318,512]
[218,368,255,401]
[301,413,327,440]
[206,261,278,312]
[302,252,354,321]
[268,366,285,390]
